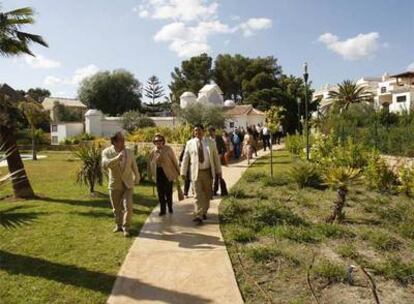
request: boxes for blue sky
[1,0,413,101]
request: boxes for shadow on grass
[0,206,45,229]
[0,250,212,303]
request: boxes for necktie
[198,139,204,163]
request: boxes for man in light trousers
[180,124,222,225]
[102,131,140,237]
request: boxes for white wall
[101,118,124,137]
[389,92,412,113]
[50,122,83,145]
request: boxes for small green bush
[245,244,301,266]
[244,171,267,182]
[227,226,256,243]
[261,175,290,187]
[373,257,414,285]
[289,161,322,188]
[364,153,398,193]
[361,229,401,251]
[313,259,347,283]
[398,166,414,196]
[253,201,306,229]
[336,243,359,259]
[285,133,306,156]
[220,198,253,224]
[273,225,321,243]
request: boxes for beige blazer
[102,146,140,190]
[148,145,180,182]
[180,137,222,181]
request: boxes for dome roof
[85,109,103,117]
[224,99,236,108]
[180,91,196,98]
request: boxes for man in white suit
[102,131,140,237]
[180,124,222,225]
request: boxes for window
[51,124,57,132]
[380,87,386,93]
[396,95,407,103]
[229,122,235,128]
[51,136,58,144]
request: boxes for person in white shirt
[180,124,222,225]
[261,125,271,151]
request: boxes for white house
[314,72,414,114]
[224,104,265,130]
[50,122,84,145]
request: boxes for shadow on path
[139,231,225,249]
[0,250,212,303]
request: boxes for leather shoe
[159,211,166,216]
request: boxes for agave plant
[74,144,103,194]
[324,166,361,223]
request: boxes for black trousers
[156,167,173,213]
[262,135,271,151]
[183,168,191,196]
[213,174,228,196]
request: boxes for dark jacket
[214,135,226,155]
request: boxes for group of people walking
[101,123,284,236]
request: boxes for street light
[303,63,310,161]
[296,97,301,133]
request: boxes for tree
[0,6,48,56]
[169,53,213,103]
[0,5,48,198]
[265,106,286,133]
[52,102,83,122]
[26,88,50,102]
[19,101,49,160]
[122,111,156,132]
[177,103,225,128]
[328,80,373,111]
[144,75,164,105]
[78,69,142,116]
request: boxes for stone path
[107,147,277,304]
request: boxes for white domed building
[179,91,197,109]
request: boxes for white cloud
[239,18,272,37]
[43,64,99,87]
[136,0,272,57]
[24,54,61,69]
[154,21,233,57]
[318,32,381,61]
[138,0,219,22]
[407,62,414,71]
[72,64,99,84]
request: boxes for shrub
[364,153,398,193]
[289,161,322,188]
[336,243,359,259]
[397,165,414,196]
[361,229,401,251]
[220,198,253,224]
[127,125,193,144]
[135,145,152,181]
[273,225,321,243]
[285,133,306,156]
[313,259,347,283]
[176,103,225,128]
[253,201,305,229]
[74,144,103,193]
[245,244,301,266]
[373,257,414,285]
[261,175,290,187]
[227,226,256,243]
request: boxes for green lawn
[0,151,157,304]
[220,150,414,304]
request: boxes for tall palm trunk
[0,126,35,198]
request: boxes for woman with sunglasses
[148,133,180,216]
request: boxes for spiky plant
[74,144,103,194]
[324,166,361,223]
[328,80,373,112]
[0,143,26,189]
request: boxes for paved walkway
[107,147,276,304]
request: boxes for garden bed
[220,151,414,303]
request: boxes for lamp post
[296,97,301,133]
[303,63,310,161]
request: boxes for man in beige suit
[102,132,140,237]
[180,124,222,225]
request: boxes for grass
[0,151,158,304]
[220,149,414,303]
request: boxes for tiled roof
[42,97,87,110]
[224,105,264,116]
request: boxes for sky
[1,0,413,101]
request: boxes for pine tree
[144,75,165,105]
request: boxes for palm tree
[0,6,48,56]
[19,100,48,161]
[0,5,48,198]
[324,166,361,223]
[328,80,373,112]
